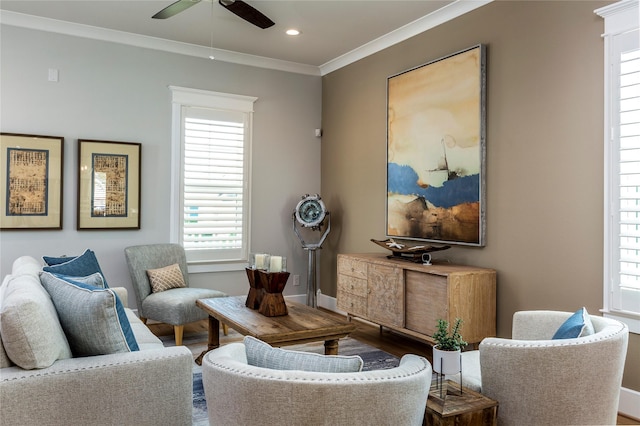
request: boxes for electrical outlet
[293,274,300,286]
[48,68,59,82]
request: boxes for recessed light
[286,29,300,36]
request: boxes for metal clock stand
[292,194,330,308]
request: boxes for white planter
[432,346,461,375]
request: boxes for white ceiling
[0,1,488,75]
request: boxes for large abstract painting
[387,45,486,246]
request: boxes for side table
[424,380,498,426]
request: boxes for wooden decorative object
[370,238,450,263]
[245,268,264,309]
[424,380,498,426]
[257,270,290,317]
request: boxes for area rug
[160,333,400,426]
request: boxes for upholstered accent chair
[448,310,629,426]
[202,341,432,426]
[124,243,228,345]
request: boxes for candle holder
[267,255,287,273]
[251,253,270,271]
[244,267,264,309]
[257,270,290,317]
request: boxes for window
[170,86,256,272]
[597,0,640,332]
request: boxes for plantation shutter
[182,106,248,263]
[615,28,640,312]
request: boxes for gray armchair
[449,310,629,426]
[202,342,432,425]
[124,243,227,345]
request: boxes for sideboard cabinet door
[367,263,404,328]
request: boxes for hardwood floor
[147,311,639,425]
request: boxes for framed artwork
[386,44,486,246]
[77,139,141,230]
[1,133,64,230]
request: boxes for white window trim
[596,0,640,334]
[169,86,256,273]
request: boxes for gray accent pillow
[40,272,139,357]
[0,274,72,369]
[244,336,363,372]
[51,272,105,288]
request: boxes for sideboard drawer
[337,290,367,317]
[337,274,367,297]
[337,255,367,280]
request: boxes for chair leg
[174,325,184,346]
[222,323,228,336]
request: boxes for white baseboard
[317,291,341,312]
[619,387,640,421]
[284,294,306,304]
[286,291,342,313]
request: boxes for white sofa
[0,256,193,426]
[448,310,629,426]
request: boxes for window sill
[601,309,640,334]
[187,261,246,274]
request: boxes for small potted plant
[432,318,467,374]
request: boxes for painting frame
[386,44,486,247]
[77,139,141,230]
[1,133,64,230]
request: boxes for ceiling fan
[152,0,275,29]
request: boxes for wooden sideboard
[336,253,496,346]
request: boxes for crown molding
[319,0,493,76]
[1,0,492,77]
[0,10,321,76]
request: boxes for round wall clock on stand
[292,194,330,308]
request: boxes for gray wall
[320,0,639,392]
[0,25,322,303]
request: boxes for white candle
[270,256,282,272]
[255,254,266,270]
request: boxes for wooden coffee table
[195,295,356,365]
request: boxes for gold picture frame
[1,133,64,230]
[77,139,141,230]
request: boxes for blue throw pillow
[552,307,595,340]
[39,272,139,356]
[42,249,109,287]
[42,255,78,266]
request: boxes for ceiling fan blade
[219,0,275,29]
[152,0,201,19]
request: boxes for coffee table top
[196,295,356,346]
